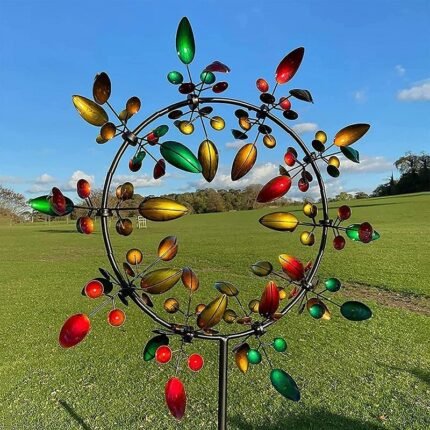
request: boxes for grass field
[0,192,429,429]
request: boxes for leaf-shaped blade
[251,261,273,277]
[28,195,74,217]
[231,144,257,181]
[72,95,108,126]
[160,141,202,173]
[340,146,360,163]
[205,61,231,73]
[259,212,299,232]
[278,254,304,281]
[140,268,182,294]
[289,89,313,103]
[270,369,300,402]
[139,197,188,221]
[93,72,111,105]
[153,159,166,179]
[334,124,370,147]
[165,377,186,420]
[176,17,195,65]
[340,301,372,321]
[306,298,331,320]
[257,176,292,203]
[198,139,219,182]
[259,281,280,317]
[158,236,178,261]
[275,47,305,85]
[214,281,239,297]
[143,334,169,361]
[197,295,228,329]
[235,343,250,374]
[231,129,248,140]
[181,267,199,292]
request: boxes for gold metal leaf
[231,143,257,181]
[72,95,108,126]
[140,268,182,294]
[198,139,219,182]
[197,295,228,329]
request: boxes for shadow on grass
[58,400,92,430]
[230,407,383,430]
[384,364,430,386]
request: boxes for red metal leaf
[59,313,91,348]
[257,176,292,203]
[279,254,305,281]
[259,281,280,318]
[165,377,186,420]
[275,47,305,85]
[205,61,231,73]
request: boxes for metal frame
[100,96,329,429]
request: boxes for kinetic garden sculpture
[29,17,379,429]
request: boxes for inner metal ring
[100,96,329,341]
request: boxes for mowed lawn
[0,192,429,429]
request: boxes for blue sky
[0,0,429,201]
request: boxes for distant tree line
[162,185,289,214]
[0,186,27,221]
[372,152,430,197]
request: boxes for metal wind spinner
[29,17,380,429]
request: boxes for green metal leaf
[160,141,202,173]
[176,17,195,65]
[270,369,300,401]
[341,146,360,163]
[143,334,169,361]
[346,224,380,242]
[28,195,74,217]
[341,301,372,321]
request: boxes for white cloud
[188,162,278,190]
[27,173,57,193]
[225,140,244,149]
[395,65,406,77]
[112,174,166,189]
[35,173,55,184]
[291,123,318,135]
[65,170,95,191]
[27,184,52,194]
[0,175,25,184]
[354,89,367,103]
[397,79,430,101]
[341,156,392,173]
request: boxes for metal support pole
[218,338,229,430]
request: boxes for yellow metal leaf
[139,198,188,221]
[259,212,299,232]
[198,139,219,182]
[197,295,228,329]
[181,267,199,291]
[235,343,250,374]
[140,268,182,294]
[158,236,178,261]
[72,95,108,126]
[231,143,257,181]
[214,281,239,296]
[334,124,370,147]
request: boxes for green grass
[0,193,429,429]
